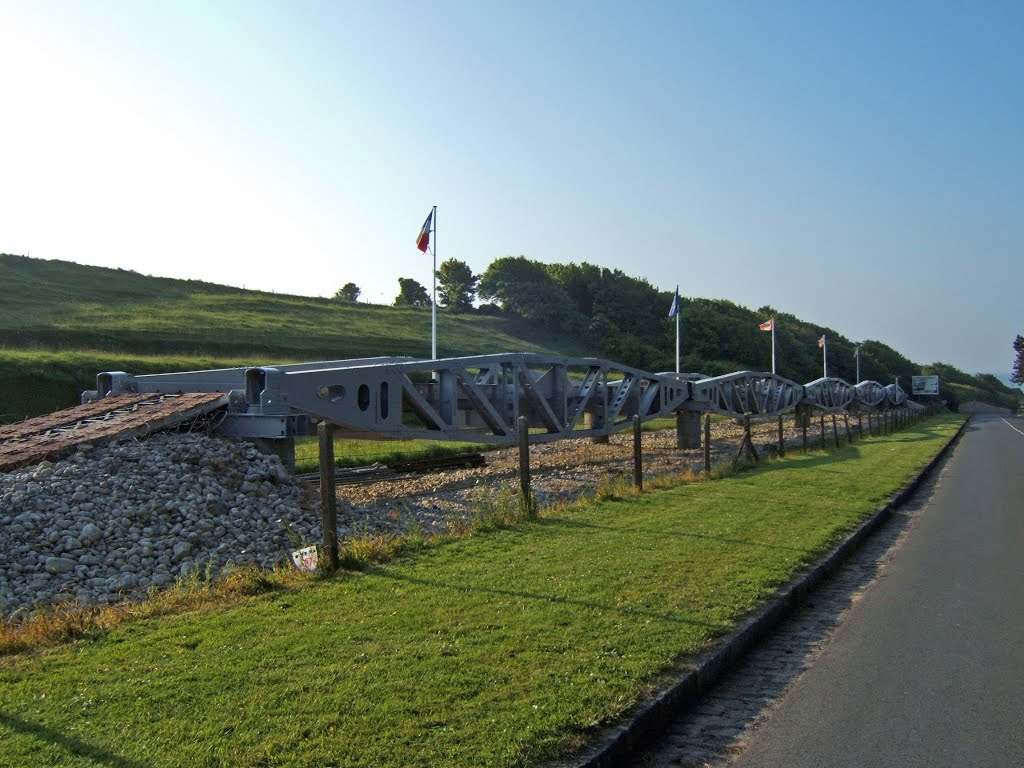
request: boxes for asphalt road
[729,414,1024,768]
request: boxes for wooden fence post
[734,414,758,468]
[518,416,532,515]
[831,414,840,447]
[819,413,826,449]
[843,413,852,443]
[777,414,785,457]
[632,414,643,491]
[704,413,711,475]
[318,421,339,571]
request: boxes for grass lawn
[0,414,964,767]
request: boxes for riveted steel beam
[803,377,857,412]
[90,353,914,443]
[853,380,887,409]
[691,371,804,417]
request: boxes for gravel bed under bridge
[1,413,842,618]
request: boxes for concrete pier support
[585,411,609,444]
[676,410,702,449]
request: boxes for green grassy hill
[0,254,588,421]
[1,253,1018,421]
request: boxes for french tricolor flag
[416,210,433,253]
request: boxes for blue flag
[668,287,680,318]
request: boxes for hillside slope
[0,253,1017,420]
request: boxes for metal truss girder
[515,367,562,433]
[400,374,446,431]
[91,353,911,443]
[804,377,857,412]
[691,371,803,417]
[606,374,637,424]
[566,365,604,431]
[456,369,511,436]
[886,383,907,406]
[854,380,887,408]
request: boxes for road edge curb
[572,414,971,768]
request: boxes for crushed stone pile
[0,434,321,618]
[1,416,820,618]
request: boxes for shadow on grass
[0,711,148,768]
[532,517,813,555]
[370,569,724,631]
[727,421,958,477]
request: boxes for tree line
[334,256,1021,409]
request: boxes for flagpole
[771,321,776,375]
[822,336,828,378]
[431,205,437,361]
[675,291,680,374]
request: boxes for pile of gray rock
[0,433,321,618]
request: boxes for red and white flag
[759,319,774,332]
[818,334,826,348]
[416,210,433,253]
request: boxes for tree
[393,277,431,308]
[1012,335,1024,385]
[435,258,478,313]
[333,282,361,303]
[478,256,581,328]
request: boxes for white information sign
[912,375,940,396]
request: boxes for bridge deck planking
[0,392,229,472]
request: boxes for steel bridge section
[88,354,915,443]
[690,371,804,417]
[803,377,857,412]
[886,383,907,406]
[270,353,694,444]
[853,380,887,409]
[89,354,695,445]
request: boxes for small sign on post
[290,545,318,572]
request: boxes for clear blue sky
[2,0,1021,380]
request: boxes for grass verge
[0,415,963,767]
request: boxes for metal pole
[318,422,339,571]
[675,298,680,374]
[771,321,776,375]
[431,205,437,360]
[632,414,643,491]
